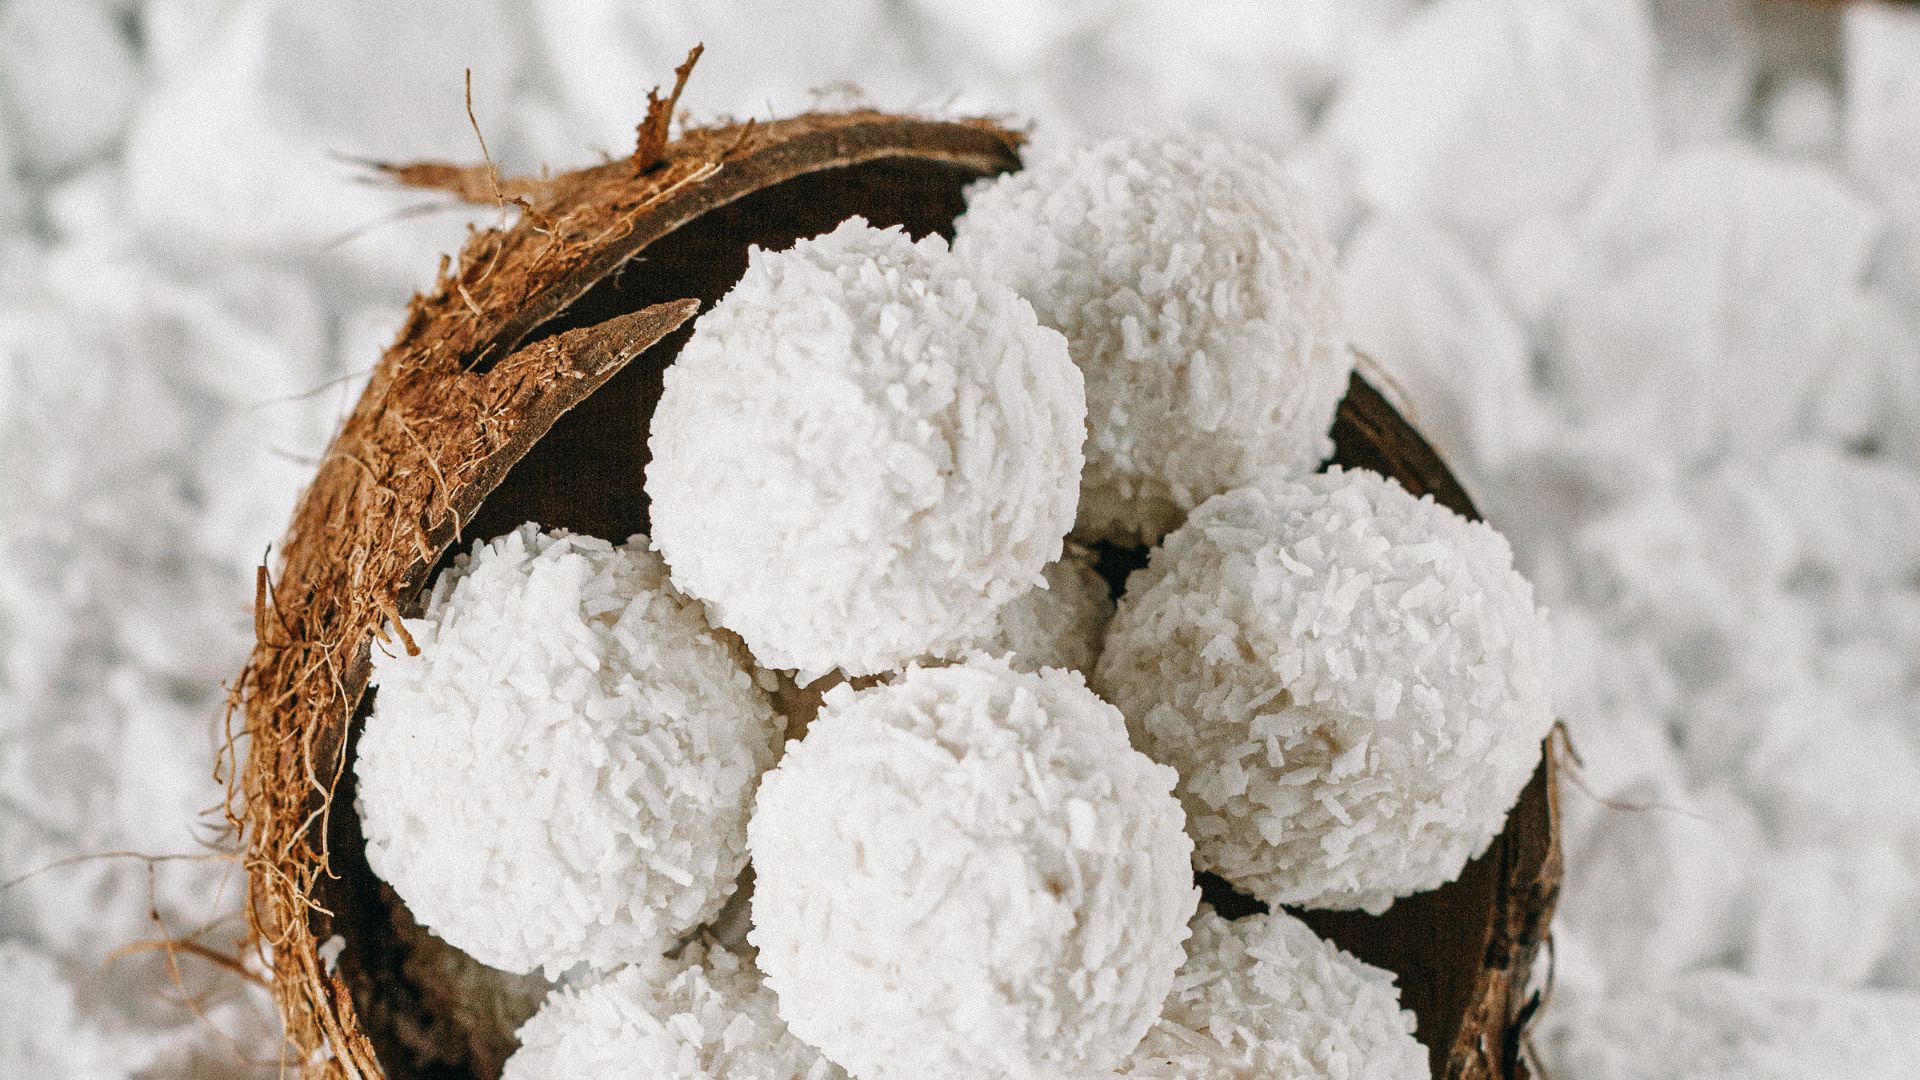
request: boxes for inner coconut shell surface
[234,110,1558,1080]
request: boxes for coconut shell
[231,110,1559,1080]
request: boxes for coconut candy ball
[1118,906,1428,1080]
[646,217,1086,681]
[503,942,845,1080]
[954,130,1351,546]
[970,543,1115,674]
[748,656,1199,1080]
[355,524,781,976]
[1094,468,1554,913]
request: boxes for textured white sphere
[954,130,1351,545]
[355,525,780,976]
[503,943,844,1080]
[971,544,1115,674]
[1095,468,1553,912]
[748,656,1199,1080]
[646,217,1085,680]
[1119,906,1428,1079]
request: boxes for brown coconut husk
[231,102,1558,1080]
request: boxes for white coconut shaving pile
[697,867,757,957]
[647,217,1085,681]
[954,129,1351,546]
[1118,905,1427,1080]
[7,3,1920,1079]
[0,939,132,1079]
[1535,967,1920,1080]
[354,524,780,977]
[503,942,844,1080]
[747,657,1199,1080]
[1096,466,1555,912]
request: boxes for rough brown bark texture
[231,110,1558,1080]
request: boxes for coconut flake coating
[502,942,844,1080]
[747,656,1199,1080]
[1094,468,1554,913]
[971,543,1115,674]
[355,524,781,976]
[1118,906,1428,1079]
[646,217,1085,680]
[954,131,1350,546]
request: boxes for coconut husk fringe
[229,297,696,1078]
[227,106,1557,1080]
[227,109,1024,1080]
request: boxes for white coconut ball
[1118,906,1428,1080]
[355,524,781,976]
[647,217,1086,680]
[970,543,1115,674]
[954,130,1351,546]
[1095,468,1554,913]
[503,942,845,1080]
[748,656,1199,1080]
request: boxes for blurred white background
[2,1,1917,1076]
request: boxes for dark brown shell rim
[229,110,1559,1080]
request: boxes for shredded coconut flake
[355,524,781,976]
[748,655,1199,1080]
[646,217,1086,680]
[1095,467,1554,912]
[954,130,1351,545]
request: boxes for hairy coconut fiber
[229,83,1559,1080]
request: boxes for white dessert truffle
[503,943,844,1080]
[355,524,781,976]
[1095,468,1554,913]
[954,131,1351,545]
[646,217,1086,680]
[1119,906,1428,1080]
[971,543,1115,674]
[748,656,1199,1080]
